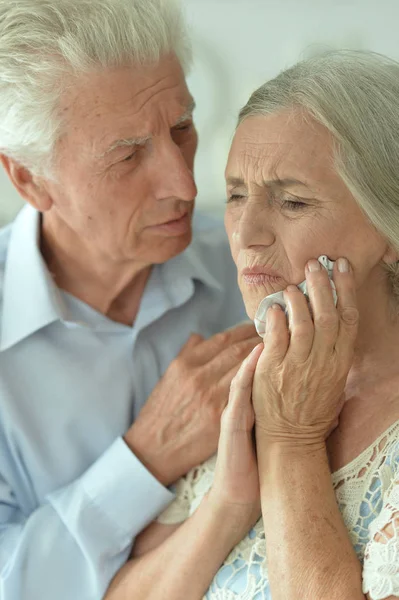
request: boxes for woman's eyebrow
[226,176,313,190]
[265,177,313,190]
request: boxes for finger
[305,259,339,356]
[231,342,264,392]
[206,336,261,378]
[259,304,289,366]
[210,339,262,415]
[332,258,359,364]
[222,343,264,429]
[283,285,314,363]
[193,322,257,363]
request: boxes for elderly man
[0,0,258,598]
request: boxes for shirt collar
[0,207,223,351]
[163,237,224,298]
[0,205,66,351]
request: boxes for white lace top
[157,420,399,600]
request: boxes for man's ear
[0,154,53,212]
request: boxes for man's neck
[40,216,152,327]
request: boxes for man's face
[43,55,198,266]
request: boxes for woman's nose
[237,201,276,249]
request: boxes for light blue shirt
[0,205,247,600]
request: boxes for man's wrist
[124,428,171,487]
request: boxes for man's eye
[122,152,137,162]
[174,122,192,132]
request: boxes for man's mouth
[147,212,191,236]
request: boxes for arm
[251,258,370,600]
[257,437,366,600]
[108,341,266,600]
[106,494,252,600]
[0,437,174,600]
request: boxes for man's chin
[149,229,193,265]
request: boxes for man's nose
[152,141,197,203]
[237,200,275,249]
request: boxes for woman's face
[225,109,393,319]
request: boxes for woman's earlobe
[382,245,399,266]
[0,154,53,212]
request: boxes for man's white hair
[0,0,192,176]
[238,50,399,306]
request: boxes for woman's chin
[242,296,260,321]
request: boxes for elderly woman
[107,50,399,600]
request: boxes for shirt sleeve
[362,470,399,600]
[0,437,174,600]
[156,454,217,525]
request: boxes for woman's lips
[241,266,283,286]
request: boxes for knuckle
[212,330,230,348]
[315,312,338,331]
[292,321,312,340]
[170,355,189,376]
[229,342,248,362]
[340,306,359,326]
[186,333,203,347]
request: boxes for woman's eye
[227,194,245,203]
[281,199,307,211]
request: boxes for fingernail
[307,259,321,272]
[337,257,349,273]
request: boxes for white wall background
[1,0,399,225]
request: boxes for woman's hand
[208,343,264,522]
[253,257,359,447]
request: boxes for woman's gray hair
[238,50,399,306]
[0,0,192,176]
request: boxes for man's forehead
[93,97,196,159]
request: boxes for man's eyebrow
[226,176,312,190]
[96,100,196,160]
[174,99,196,126]
[97,135,152,159]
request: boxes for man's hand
[124,323,259,486]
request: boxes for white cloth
[254,255,337,337]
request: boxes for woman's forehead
[227,112,337,186]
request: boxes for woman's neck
[345,267,399,398]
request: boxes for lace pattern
[158,421,399,600]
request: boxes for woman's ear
[0,154,53,212]
[382,244,399,266]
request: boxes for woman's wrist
[205,491,260,546]
[255,424,327,455]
